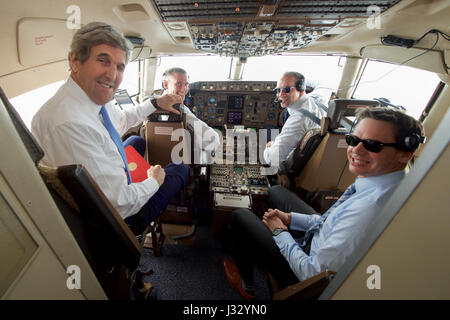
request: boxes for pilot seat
[143,103,198,251]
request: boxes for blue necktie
[99,105,132,184]
[284,110,290,124]
[300,183,356,249]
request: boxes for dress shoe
[222,258,256,300]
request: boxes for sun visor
[361,45,446,74]
[130,46,152,61]
[17,18,76,67]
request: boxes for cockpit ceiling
[152,0,401,57]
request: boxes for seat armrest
[273,270,336,300]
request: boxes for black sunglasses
[273,86,296,94]
[345,134,401,153]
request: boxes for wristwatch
[272,228,287,236]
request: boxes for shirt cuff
[142,98,157,116]
[273,230,298,249]
[290,212,313,231]
[144,176,160,193]
[263,147,271,165]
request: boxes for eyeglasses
[345,134,400,153]
[273,86,296,94]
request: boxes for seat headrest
[0,86,45,166]
[327,99,380,130]
[147,104,185,123]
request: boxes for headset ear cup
[403,134,420,152]
[296,78,306,91]
[162,71,167,90]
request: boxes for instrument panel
[210,164,269,196]
[187,81,281,128]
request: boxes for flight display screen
[114,89,134,108]
[227,111,242,124]
[228,95,244,110]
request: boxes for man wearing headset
[264,71,332,169]
[223,106,425,299]
[161,67,221,159]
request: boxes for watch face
[273,228,285,236]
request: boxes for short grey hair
[69,22,133,66]
[163,67,188,79]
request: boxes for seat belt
[298,108,321,126]
[315,99,329,113]
[297,96,328,126]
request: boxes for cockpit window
[154,54,343,92]
[243,55,343,90]
[119,60,140,97]
[154,55,232,90]
[352,59,441,119]
[11,81,64,129]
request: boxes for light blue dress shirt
[273,170,405,281]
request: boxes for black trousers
[230,185,318,289]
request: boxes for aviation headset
[398,131,426,152]
[161,70,167,89]
[290,71,306,92]
[385,107,425,152]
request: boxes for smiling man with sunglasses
[223,106,425,300]
[263,71,332,169]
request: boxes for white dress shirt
[31,77,159,219]
[263,86,331,168]
[182,105,221,153]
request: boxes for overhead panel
[152,0,400,57]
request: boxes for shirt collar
[66,76,104,114]
[354,170,405,193]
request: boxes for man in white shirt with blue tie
[223,106,425,299]
[31,22,190,234]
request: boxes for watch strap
[272,227,287,236]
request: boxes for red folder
[124,145,151,183]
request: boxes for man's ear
[398,150,415,164]
[162,79,168,90]
[69,52,79,73]
[297,90,305,99]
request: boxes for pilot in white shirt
[263,72,332,169]
[161,67,221,157]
